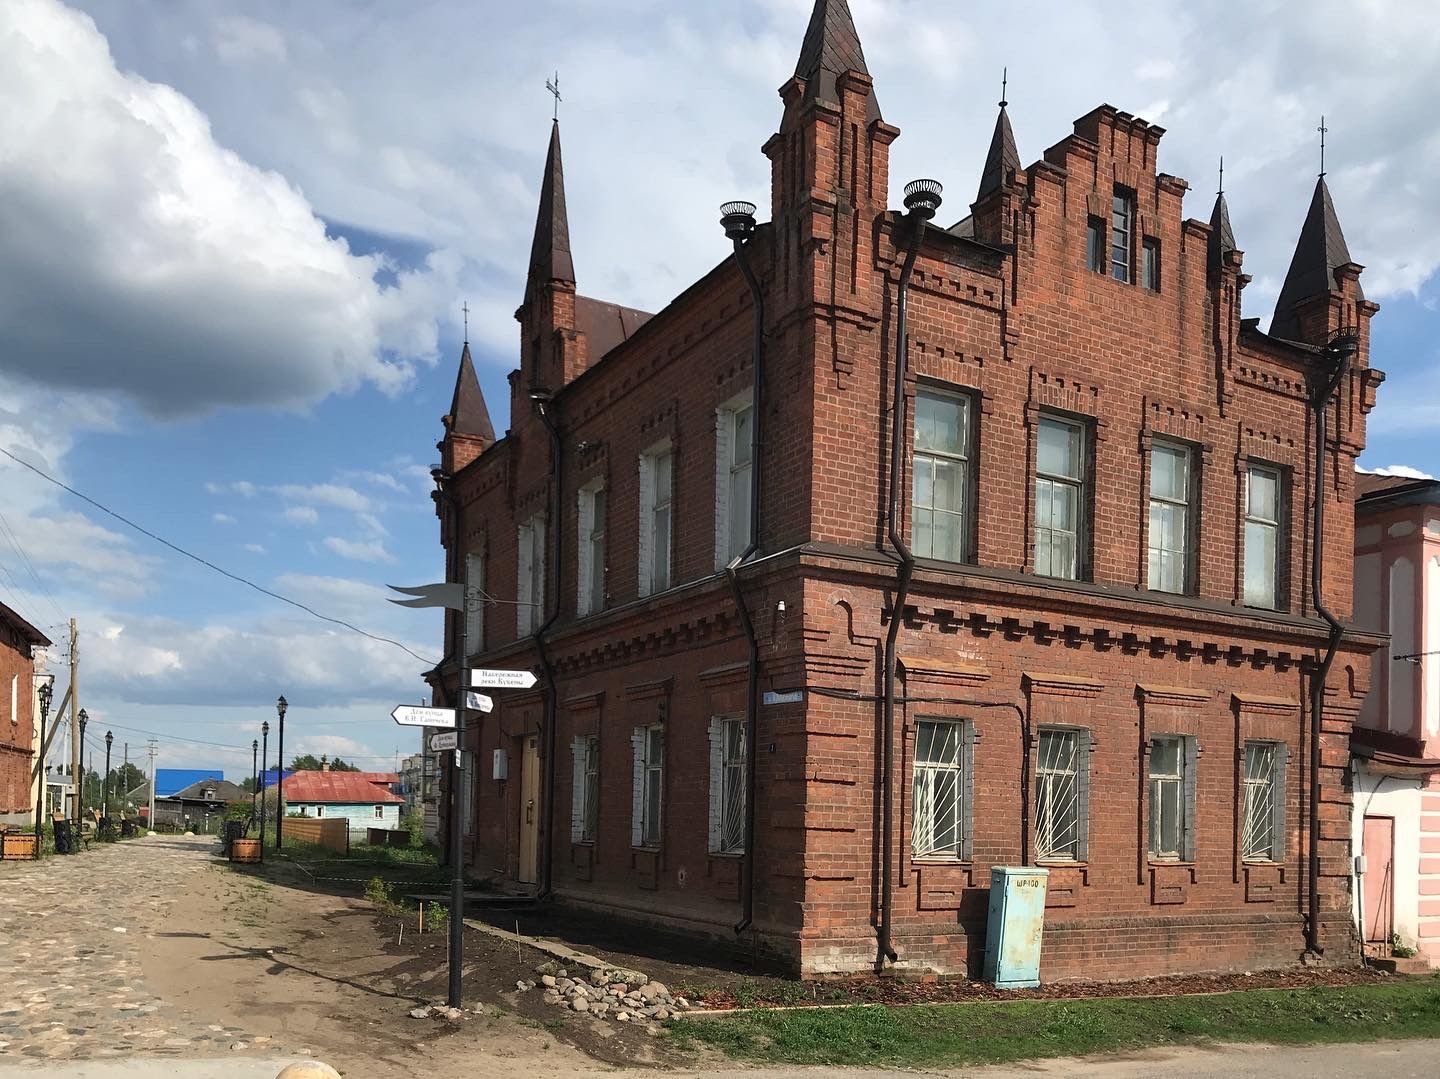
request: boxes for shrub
[364,876,396,910]
[400,811,425,848]
[423,901,449,933]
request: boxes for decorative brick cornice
[698,662,748,688]
[1023,671,1103,698]
[899,655,990,687]
[1231,691,1298,714]
[1136,683,1212,705]
[564,690,604,712]
[624,676,673,702]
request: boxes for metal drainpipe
[879,180,944,968]
[533,395,563,900]
[1304,329,1357,956]
[719,202,765,935]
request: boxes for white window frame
[570,734,599,844]
[1244,463,1283,609]
[464,551,485,654]
[912,387,973,564]
[631,725,664,848]
[1034,415,1087,581]
[9,674,15,725]
[1147,439,1196,595]
[1147,735,1197,862]
[1034,726,1089,862]
[638,442,673,596]
[714,394,755,570]
[911,718,974,861]
[516,515,546,635]
[1242,740,1286,863]
[374,805,384,819]
[707,716,746,854]
[576,481,606,617]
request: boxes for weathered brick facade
[0,604,48,823]
[431,0,1388,980]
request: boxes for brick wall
[0,619,37,818]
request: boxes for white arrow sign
[392,705,456,729]
[466,691,494,713]
[469,668,538,690]
[430,731,458,752]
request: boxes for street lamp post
[34,681,52,858]
[274,695,288,850]
[251,738,259,830]
[77,709,88,822]
[259,721,269,859]
[103,731,113,821]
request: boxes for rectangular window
[570,735,599,844]
[1242,740,1286,862]
[911,719,972,860]
[1148,440,1195,594]
[1244,464,1283,608]
[1111,189,1133,282]
[1142,237,1161,291]
[708,716,745,854]
[315,805,323,817]
[8,674,15,724]
[1034,416,1086,580]
[639,445,673,596]
[912,389,973,563]
[464,551,484,654]
[516,516,546,635]
[577,483,606,616]
[1035,728,1087,860]
[632,725,664,848]
[715,399,754,568]
[1086,217,1105,273]
[1148,735,1195,861]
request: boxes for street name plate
[392,705,456,729]
[430,731,458,752]
[469,668,538,690]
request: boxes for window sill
[1148,858,1194,867]
[1242,857,1280,866]
[1035,858,1087,868]
[708,849,744,859]
[572,839,595,847]
[632,844,661,853]
[912,856,971,866]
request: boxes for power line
[0,508,67,624]
[0,447,438,666]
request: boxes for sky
[1,0,1438,778]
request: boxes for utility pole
[67,619,79,821]
[123,743,128,816]
[146,739,157,829]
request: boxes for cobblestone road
[0,835,272,1063]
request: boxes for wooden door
[1362,815,1394,945]
[518,735,540,884]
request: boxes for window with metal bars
[1148,440,1196,594]
[911,719,972,860]
[708,716,745,854]
[1242,740,1285,862]
[912,389,973,563]
[1034,415,1087,580]
[1035,727,1088,861]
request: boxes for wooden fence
[283,816,350,855]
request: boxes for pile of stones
[518,962,694,1028]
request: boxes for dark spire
[528,121,575,288]
[1270,175,1362,340]
[1208,158,1235,270]
[447,341,494,443]
[793,0,880,125]
[977,71,1020,201]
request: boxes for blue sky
[1,0,1437,778]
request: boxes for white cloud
[273,483,371,513]
[0,0,450,416]
[323,536,394,564]
[283,505,319,526]
[244,543,266,554]
[1358,464,1435,480]
[212,512,236,525]
[212,15,287,64]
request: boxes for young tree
[290,754,361,772]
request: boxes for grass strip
[671,976,1440,1068]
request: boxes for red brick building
[0,601,50,825]
[429,0,1387,979]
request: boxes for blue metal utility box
[982,866,1049,989]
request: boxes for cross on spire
[546,71,562,121]
[461,301,469,344]
[999,66,1008,109]
[1318,115,1328,177]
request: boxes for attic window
[1111,188,1135,283]
[1142,238,1161,292]
[1086,218,1105,273]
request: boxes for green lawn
[671,977,1440,1068]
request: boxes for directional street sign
[392,705,456,729]
[469,668,538,690]
[430,731,458,752]
[466,691,494,713]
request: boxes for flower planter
[230,837,262,864]
[1,832,39,860]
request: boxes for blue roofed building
[154,768,223,798]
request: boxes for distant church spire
[977,68,1020,201]
[527,120,575,290]
[1208,156,1236,271]
[793,0,881,125]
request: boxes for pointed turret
[527,121,575,293]
[1270,176,1363,342]
[976,101,1020,202]
[1207,189,1236,271]
[792,0,880,126]
[441,340,494,474]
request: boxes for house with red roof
[279,769,404,836]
